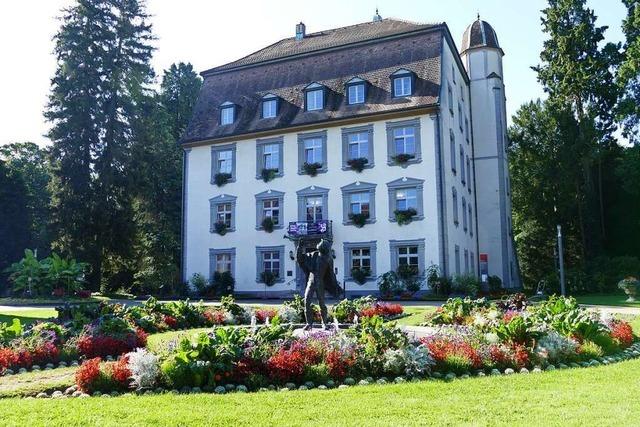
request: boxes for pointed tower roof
[461,16,501,54]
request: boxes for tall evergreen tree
[160,62,202,141]
[0,143,52,254]
[618,0,640,143]
[46,0,155,290]
[532,0,621,261]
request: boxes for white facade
[182,19,519,296]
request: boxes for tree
[532,0,621,261]
[46,0,155,290]
[618,0,640,143]
[159,62,202,141]
[0,160,31,292]
[0,142,52,254]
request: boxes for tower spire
[373,8,382,22]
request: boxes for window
[391,69,413,97]
[464,249,469,274]
[304,139,322,164]
[450,130,456,174]
[255,190,285,230]
[452,64,456,84]
[346,78,366,104]
[396,188,417,211]
[211,143,236,183]
[466,156,472,191]
[468,204,473,236]
[390,239,425,275]
[462,197,468,232]
[304,83,324,111]
[342,125,374,170]
[298,131,327,174]
[460,145,466,185]
[455,245,461,276]
[261,95,278,119]
[452,187,459,225]
[296,186,329,222]
[448,84,453,114]
[209,194,237,233]
[220,102,235,125]
[343,241,377,282]
[209,248,236,279]
[387,177,425,221]
[386,119,422,165]
[255,246,285,283]
[470,251,475,272]
[458,103,463,130]
[256,137,283,180]
[465,117,470,142]
[341,181,376,226]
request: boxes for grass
[0,308,57,325]
[392,307,435,326]
[0,367,76,399]
[575,293,640,308]
[0,359,638,426]
[0,297,105,306]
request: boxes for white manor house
[180,15,520,297]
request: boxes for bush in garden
[0,319,23,346]
[350,267,370,284]
[0,348,18,374]
[189,273,208,296]
[451,275,480,296]
[488,275,503,293]
[609,320,634,348]
[421,337,482,373]
[383,345,434,377]
[303,363,331,384]
[127,348,159,390]
[254,308,278,324]
[534,331,579,364]
[75,357,130,394]
[578,340,604,360]
[203,309,226,326]
[77,316,147,358]
[260,271,278,287]
[211,271,235,297]
[360,303,403,319]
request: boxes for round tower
[460,17,520,288]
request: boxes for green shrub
[211,271,235,297]
[190,273,208,295]
[443,354,473,375]
[260,271,278,287]
[452,275,479,296]
[578,340,604,361]
[488,275,503,293]
[303,363,330,384]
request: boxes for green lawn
[146,328,211,354]
[0,359,638,426]
[392,307,435,326]
[0,308,57,325]
[575,293,640,308]
[0,367,76,399]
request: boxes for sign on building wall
[479,253,489,282]
[287,220,329,237]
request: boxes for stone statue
[295,238,341,330]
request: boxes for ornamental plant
[302,162,322,176]
[394,208,417,225]
[348,212,369,228]
[260,271,278,287]
[261,216,275,233]
[350,267,370,285]
[618,277,639,301]
[213,172,232,186]
[391,153,415,165]
[346,157,368,172]
[253,308,278,324]
[260,168,278,182]
[214,221,228,235]
[211,271,235,297]
[609,320,634,348]
[127,348,159,390]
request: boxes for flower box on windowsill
[350,267,371,285]
[394,208,417,226]
[260,271,279,287]
[260,168,278,183]
[261,217,275,233]
[391,153,415,165]
[348,212,369,228]
[213,221,228,235]
[302,162,322,177]
[346,157,368,173]
[213,173,232,187]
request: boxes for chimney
[295,22,306,40]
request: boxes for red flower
[359,303,404,319]
[502,311,519,324]
[31,342,60,365]
[0,348,18,374]
[266,348,307,383]
[15,349,33,368]
[77,331,144,358]
[610,320,634,348]
[204,310,226,326]
[254,309,278,324]
[111,356,131,386]
[421,337,482,369]
[163,315,178,329]
[75,358,102,393]
[325,349,355,379]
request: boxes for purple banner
[287,220,329,236]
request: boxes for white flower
[486,309,500,320]
[485,332,500,344]
[223,312,237,325]
[382,345,434,377]
[277,306,301,323]
[126,348,159,390]
[534,331,578,363]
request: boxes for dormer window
[220,102,235,125]
[346,77,366,105]
[304,83,325,111]
[391,69,413,97]
[261,94,278,119]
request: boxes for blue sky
[0,0,628,146]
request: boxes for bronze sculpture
[295,238,341,330]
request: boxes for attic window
[261,94,278,119]
[304,83,325,111]
[220,102,235,125]
[346,77,366,105]
[391,69,413,97]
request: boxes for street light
[557,224,566,296]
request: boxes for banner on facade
[287,220,329,237]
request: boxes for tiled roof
[204,18,439,74]
[461,19,500,53]
[181,20,445,145]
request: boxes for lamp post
[557,224,566,296]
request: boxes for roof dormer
[391,69,414,97]
[304,82,325,111]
